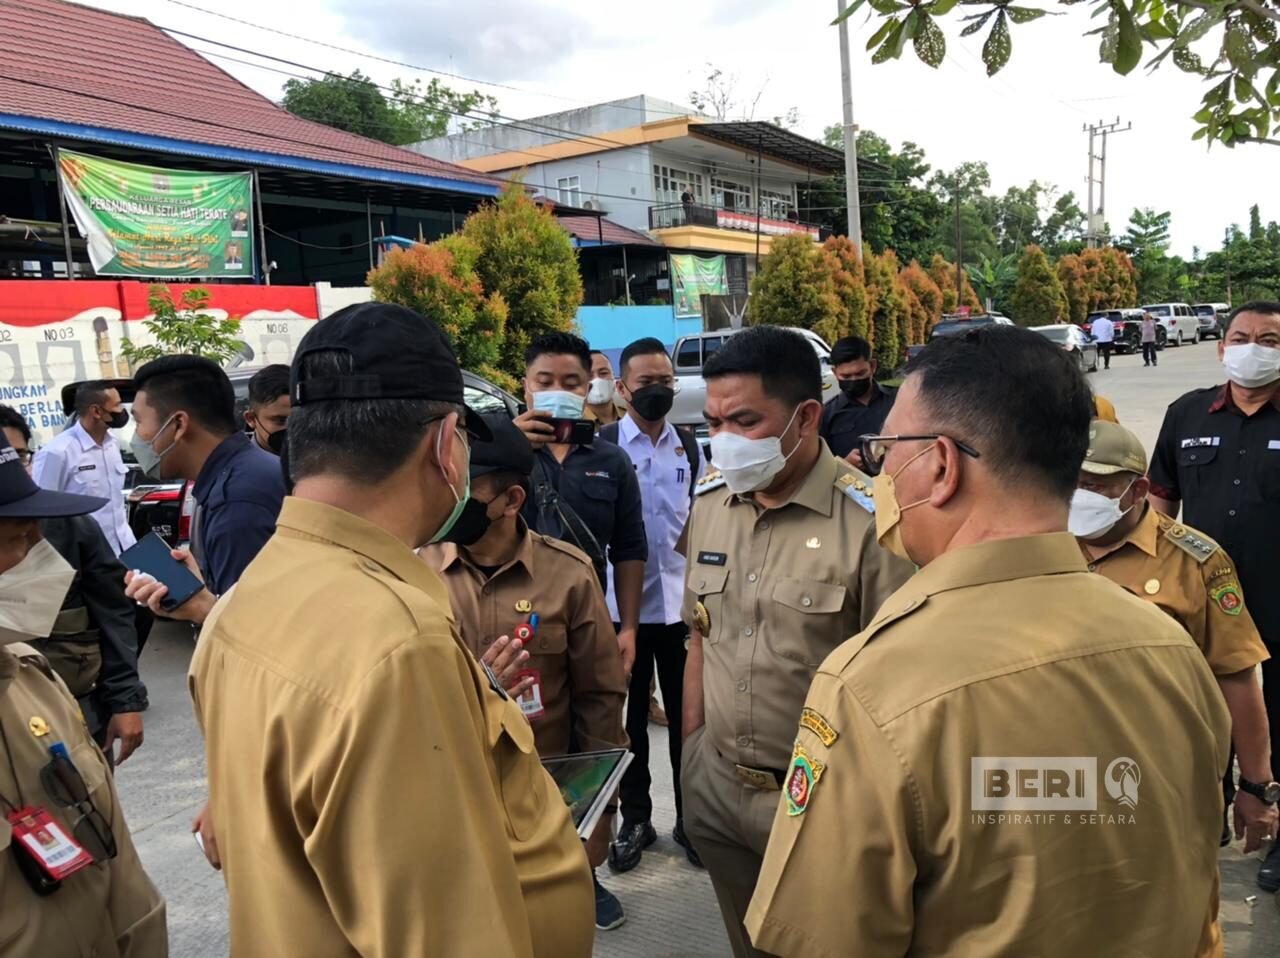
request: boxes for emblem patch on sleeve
[1212,583,1243,616]
[785,742,826,817]
[799,707,839,746]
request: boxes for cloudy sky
[89,0,1273,257]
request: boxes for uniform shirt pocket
[527,626,568,656]
[580,478,618,504]
[689,566,729,645]
[493,706,547,842]
[769,579,849,667]
[1176,445,1217,499]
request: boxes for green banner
[58,150,254,279]
[670,253,728,320]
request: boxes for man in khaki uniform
[747,326,1230,958]
[680,326,912,958]
[1072,419,1277,851]
[0,445,166,956]
[189,303,593,957]
[421,413,628,928]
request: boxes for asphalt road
[115,336,1278,956]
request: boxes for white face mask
[1222,343,1280,389]
[586,377,616,405]
[1068,482,1136,540]
[709,406,802,495]
[532,390,586,420]
[0,539,76,645]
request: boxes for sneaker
[1259,839,1280,893]
[608,820,657,873]
[594,873,626,930]
[672,818,704,869]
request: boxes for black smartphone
[547,418,594,445]
[119,532,204,611]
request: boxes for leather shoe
[1259,839,1280,893]
[608,820,656,873]
[672,818,703,869]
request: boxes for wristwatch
[1237,776,1280,805]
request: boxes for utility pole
[836,0,862,251]
[1082,117,1131,247]
[955,191,963,301]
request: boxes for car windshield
[931,319,992,338]
[1145,305,1171,316]
[1194,306,1215,317]
[1034,327,1071,343]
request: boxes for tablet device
[541,748,633,840]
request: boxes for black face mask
[628,384,675,423]
[839,378,872,399]
[266,428,287,456]
[437,495,496,547]
[106,409,129,430]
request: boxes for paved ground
[115,336,1278,956]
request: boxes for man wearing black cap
[188,303,594,957]
[421,413,630,930]
[0,443,167,955]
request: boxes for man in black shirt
[818,336,896,465]
[1149,301,1280,892]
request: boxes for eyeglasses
[858,434,981,477]
[39,750,117,862]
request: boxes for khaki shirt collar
[725,441,840,518]
[1114,506,1161,559]
[275,497,453,617]
[910,532,1088,598]
[433,519,536,579]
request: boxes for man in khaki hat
[1072,419,1278,852]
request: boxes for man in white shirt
[601,337,705,874]
[1089,313,1116,370]
[33,380,136,556]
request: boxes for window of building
[759,187,793,221]
[711,178,752,212]
[653,164,704,204]
[557,175,582,207]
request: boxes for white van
[1141,303,1199,347]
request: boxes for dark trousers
[1099,341,1113,368]
[1142,341,1158,365]
[619,622,688,825]
[1265,657,1280,782]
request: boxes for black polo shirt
[1149,383,1280,644]
[522,438,648,578]
[819,383,897,459]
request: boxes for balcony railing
[648,202,821,240]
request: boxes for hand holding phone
[547,418,594,445]
[120,533,204,612]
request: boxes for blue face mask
[532,390,586,420]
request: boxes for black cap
[290,302,491,441]
[0,446,106,518]
[469,414,533,479]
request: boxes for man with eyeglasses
[0,440,166,955]
[746,326,1231,958]
[679,325,912,958]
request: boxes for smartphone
[119,532,204,611]
[547,418,594,445]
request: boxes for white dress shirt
[1090,316,1115,343]
[606,414,704,626]
[33,420,136,556]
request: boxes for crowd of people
[0,297,1278,957]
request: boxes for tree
[1010,245,1070,326]
[898,261,945,340]
[1120,208,1175,300]
[367,237,510,388]
[689,64,798,127]
[120,285,244,366]
[864,249,911,370]
[747,236,846,343]
[839,2,1280,150]
[282,70,498,146]
[967,253,1020,312]
[928,254,983,313]
[458,184,584,380]
[1057,252,1091,325]
[823,236,872,342]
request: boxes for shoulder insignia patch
[800,707,839,746]
[1211,582,1244,616]
[835,472,875,514]
[1163,521,1218,564]
[785,742,826,816]
[695,469,727,495]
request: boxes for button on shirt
[746,534,1229,958]
[33,421,135,555]
[818,384,897,459]
[681,447,913,772]
[606,416,703,625]
[1149,384,1280,643]
[1090,316,1116,343]
[191,433,285,596]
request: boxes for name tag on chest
[1180,437,1219,449]
[76,464,97,472]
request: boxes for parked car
[929,312,1016,339]
[124,368,521,547]
[1083,308,1164,354]
[1193,302,1230,341]
[1141,302,1199,347]
[670,327,837,437]
[1031,324,1099,373]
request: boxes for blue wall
[575,305,701,365]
